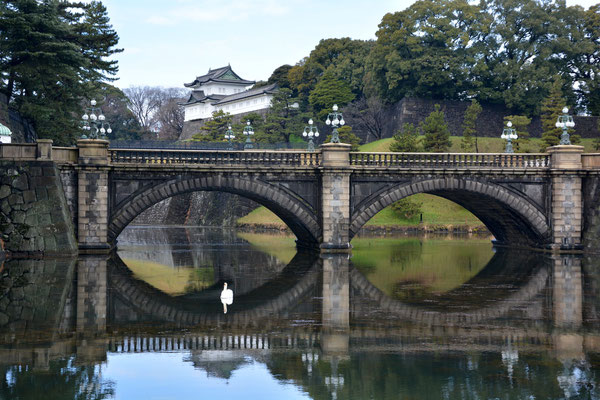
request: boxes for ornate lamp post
[81,99,111,140]
[501,121,518,153]
[325,104,345,143]
[302,119,319,151]
[225,125,235,150]
[555,107,575,145]
[243,120,254,150]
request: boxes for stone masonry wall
[356,97,600,142]
[0,161,77,255]
[0,258,76,334]
[132,191,258,226]
[60,168,78,233]
[582,176,600,254]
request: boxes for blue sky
[97,0,600,89]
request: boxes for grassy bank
[237,193,486,232]
[358,136,599,153]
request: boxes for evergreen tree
[263,88,307,143]
[100,84,144,141]
[192,110,231,142]
[390,123,419,152]
[0,0,121,145]
[325,125,360,150]
[391,198,423,219]
[461,100,481,152]
[540,77,566,149]
[421,104,451,152]
[503,115,531,152]
[308,71,355,120]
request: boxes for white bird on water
[220,282,234,314]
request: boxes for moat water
[1,226,600,399]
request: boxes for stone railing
[109,148,321,167]
[582,154,600,169]
[9,141,600,171]
[0,143,38,160]
[350,152,551,169]
[107,333,319,352]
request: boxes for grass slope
[238,193,484,229]
[121,258,214,295]
[358,136,599,153]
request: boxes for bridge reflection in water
[1,231,600,398]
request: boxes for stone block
[12,210,25,224]
[0,185,10,199]
[22,190,36,204]
[24,214,37,226]
[8,193,23,205]
[12,174,29,191]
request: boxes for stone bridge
[3,139,600,254]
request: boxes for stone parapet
[77,139,109,166]
[320,143,352,168]
[547,145,584,169]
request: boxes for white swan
[220,282,234,314]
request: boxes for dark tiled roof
[184,65,255,87]
[180,90,226,105]
[212,83,279,105]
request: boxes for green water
[0,227,598,399]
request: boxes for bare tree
[123,86,187,139]
[123,86,162,131]
[343,96,386,142]
[154,96,185,140]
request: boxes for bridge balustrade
[350,152,551,169]
[109,148,321,167]
[108,333,320,352]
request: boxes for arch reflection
[1,237,600,399]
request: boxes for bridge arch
[350,177,550,247]
[108,175,321,246]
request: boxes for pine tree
[390,123,419,152]
[192,110,232,141]
[263,88,307,143]
[540,78,567,149]
[308,71,355,120]
[0,0,121,145]
[421,104,451,152]
[461,100,481,152]
[504,115,531,152]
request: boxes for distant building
[182,65,278,122]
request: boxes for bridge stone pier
[3,139,600,255]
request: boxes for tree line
[206,0,599,149]
[1,0,598,147]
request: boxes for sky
[97,0,600,90]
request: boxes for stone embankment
[0,161,77,256]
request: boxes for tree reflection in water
[0,228,599,399]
